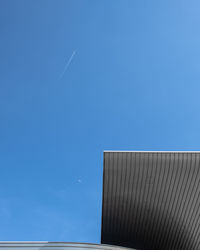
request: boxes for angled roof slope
[101,151,200,250]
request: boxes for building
[101,151,200,250]
[1,151,200,250]
[0,243,134,250]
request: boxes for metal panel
[0,242,136,250]
[101,151,200,250]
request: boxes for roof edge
[103,150,200,153]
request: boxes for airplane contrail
[59,50,76,79]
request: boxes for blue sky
[1,0,200,243]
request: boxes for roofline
[0,242,110,245]
[0,242,49,243]
[0,242,134,250]
[104,150,200,153]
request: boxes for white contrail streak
[59,50,76,79]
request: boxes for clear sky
[1,0,200,243]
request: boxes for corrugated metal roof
[101,151,200,250]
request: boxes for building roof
[101,151,200,250]
[0,242,135,250]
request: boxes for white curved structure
[0,242,136,250]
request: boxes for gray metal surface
[0,242,136,250]
[101,151,200,250]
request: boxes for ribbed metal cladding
[101,151,200,250]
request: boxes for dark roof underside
[101,151,200,250]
